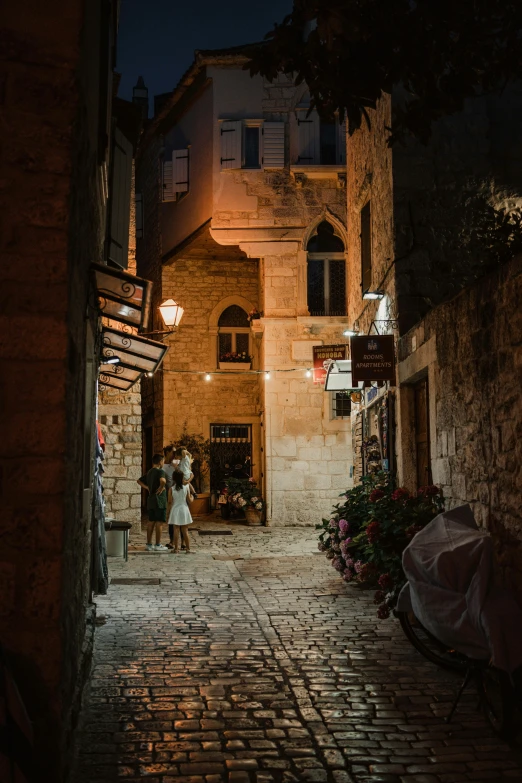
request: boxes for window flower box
[219,362,251,371]
[219,351,252,371]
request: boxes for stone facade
[0,1,117,777]
[346,88,522,590]
[397,255,522,599]
[138,57,354,525]
[98,169,143,536]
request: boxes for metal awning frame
[91,262,152,331]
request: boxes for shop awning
[92,262,152,330]
[324,360,363,391]
[99,327,168,391]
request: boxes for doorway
[210,424,252,490]
[413,378,432,489]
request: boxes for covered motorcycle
[397,504,522,675]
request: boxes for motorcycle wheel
[396,610,468,673]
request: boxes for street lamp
[140,298,184,338]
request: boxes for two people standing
[138,446,195,553]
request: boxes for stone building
[0,2,159,777]
[136,48,354,525]
[345,88,522,593]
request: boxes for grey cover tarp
[397,505,522,674]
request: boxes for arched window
[307,221,346,316]
[218,305,251,362]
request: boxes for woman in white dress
[167,470,194,553]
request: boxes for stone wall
[397,255,522,599]
[161,254,261,485]
[136,134,164,450]
[98,168,142,537]
[0,1,108,777]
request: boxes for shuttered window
[172,149,189,193]
[107,127,133,268]
[361,201,372,294]
[296,111,345,165]
[162,159,174,202]
[220,120,242,170]
[263,122,285,167]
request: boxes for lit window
[217,305,251,364]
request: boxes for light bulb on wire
[305,369,312,378]
[265,371,271,380]
[205,373,211,381]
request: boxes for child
[175,447,197,498]
[168,469,195,553]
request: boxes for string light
[265,371,271,380]
[205,373,211,381]
[147,371,154,377]
[306,369,312,377]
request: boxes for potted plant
[247,308,262,322]
[171,427,211,514]
[317,472,444,619]
[218,351,253,370]
[224,477,264,525]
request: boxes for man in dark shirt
[138,453,168,552]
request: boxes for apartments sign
[350,335,395,384]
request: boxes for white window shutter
[172,149,189,192]
[220,120,242,170]
[297,110,319,164]
[263,122,285,168]
[162,159,175,201]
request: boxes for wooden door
[414,379,432,489]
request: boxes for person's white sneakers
[154,544,169,551]
[146,544,154,551]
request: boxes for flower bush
[223,477,265,510]
[316,472,444,619]
[219,351,252,363]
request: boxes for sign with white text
[350,335,395,384]
[312,344,348,384]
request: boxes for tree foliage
[246,0,522,143]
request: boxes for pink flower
[354,560,363,574]
[343,568,354,582]
[377,604,390,620]
[366,520,380,544]
[332,557,344,572]
[318,542,326,552]
[329,518,339,529]
[373,590,386,604]
[339,519,350,534]
[391,487,410,502]
[378,573,393,590]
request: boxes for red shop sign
[312,344,348,385]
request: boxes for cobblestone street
[72,520,522,783]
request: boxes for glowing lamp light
[343,328,359,337]
[205,373,211,381]
[363,290,384,301]
[104,355,120,365]
[147,371,154,377]
[265,372,271,380]
[306,369,312,377]
[159,299,184,328]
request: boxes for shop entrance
[413,378,432,488]
[210,424,252,490]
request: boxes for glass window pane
[218,305,249,327]
[244,126,260,168]
[334,392,351,418]
[219,333,232,356]
[320,120,337,164]
[329,259,347,316]
[236,333,250,356]
[307,258,325,315]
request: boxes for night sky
[116,0,292,109]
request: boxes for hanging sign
[350,335,395,384]
[312,344,348,384]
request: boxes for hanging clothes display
[92,423,109,595]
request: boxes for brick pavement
[71,521,522,783]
